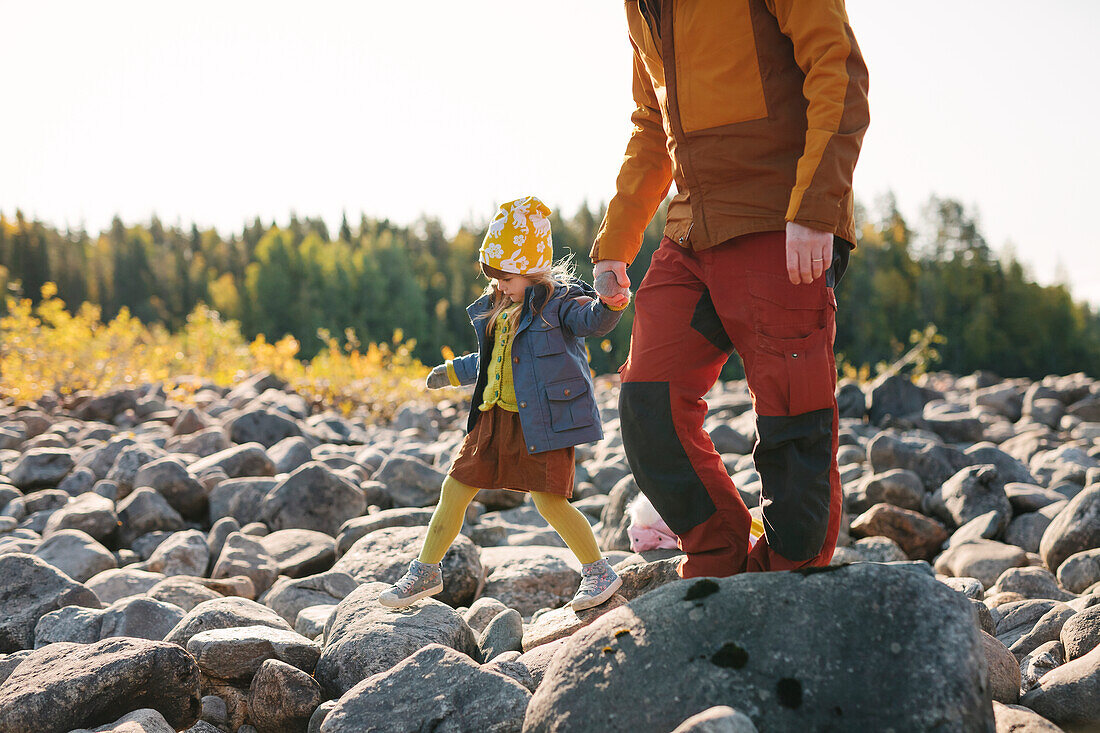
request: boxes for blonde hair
[477,256,577,337]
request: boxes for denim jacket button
[520,402,527,408]
[564,388,571,396]
[529,445,535,452]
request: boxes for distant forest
[2,195,1098,379]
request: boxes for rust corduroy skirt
[448,406,575,497]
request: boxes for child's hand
[426,364,451,389]
[594,264,631,309]
[595,270,631,308]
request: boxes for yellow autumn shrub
[0,284,433,420]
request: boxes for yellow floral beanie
[479,196,553,275]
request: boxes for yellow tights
[419,475,602,565]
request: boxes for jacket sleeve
[559,295,625,339]
[449,353,479,386]
[590,39,673,265]
[766,0,869,232]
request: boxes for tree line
[1,196,1098,379]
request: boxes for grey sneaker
[570,558,622,611]
[378,559,443,608]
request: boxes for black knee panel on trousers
[619,381,717,535]
[753,408,833,561]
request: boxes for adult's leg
[418,476,481,564]
[619,237,754,578]
[700,231,843,572]
[530,492,602,564]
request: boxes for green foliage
[835,194,1100,378]
[1,195,1098,380]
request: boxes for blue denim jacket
[450,279,623,453]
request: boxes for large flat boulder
[0,638,199,733]
[523,563,994,732]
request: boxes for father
[593,0,869,577]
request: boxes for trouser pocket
[755,327,836,416]
[746,274,837,417]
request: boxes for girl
[380,196,627,611]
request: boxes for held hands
[593,260,631,308]
[426,364,450,389]
[785,221,833,285]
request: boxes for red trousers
[619,232,843,577]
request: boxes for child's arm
[426,353,480,389]
[559,293,628,338]
[447,353,480,386]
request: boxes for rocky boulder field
[1,369,1099,732]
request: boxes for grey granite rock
[211,532,279,596]
[319,644,529,733]
[260,570,362,626]
[260,462,366,537]
[1020,642,1100,731]
[164,596,294,648]
[314,582,478,697]
[187,624,321,681]
[0,638,199,733]
[132,456,207,519]
[249,658,324,733]
[333,525,481,608]
[33,528,117,583]
[525,563,993,732]
[0,552,101,652]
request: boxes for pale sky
[3,1,1098,306]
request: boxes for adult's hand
[785,221,833,285]
[593,259,631,308]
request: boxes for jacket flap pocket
[747,273,830,311]
[546,377,589,401]
[530,330,564,356]
[528,309,560,329]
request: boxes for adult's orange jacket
[591,0,870,264]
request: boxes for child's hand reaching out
[426,364,451,389]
